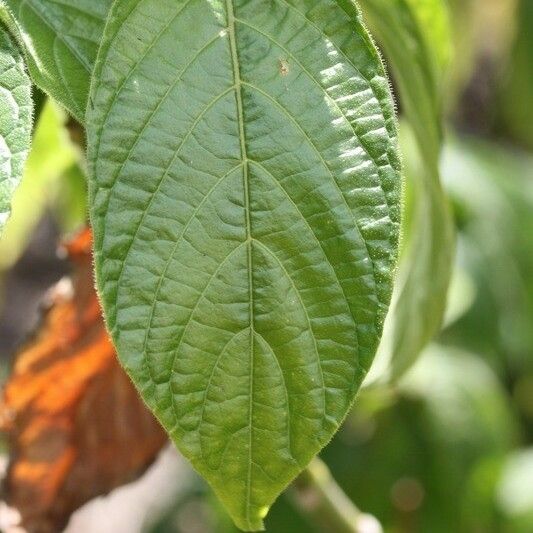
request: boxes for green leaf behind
[1,0,112,122]
[0,100,80,268]
[0,24,32,234]
[359,0,455,382]
[87,0,401,529]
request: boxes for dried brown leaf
[0,229,167,533]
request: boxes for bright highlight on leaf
[0,24,32,234]
[87,0,401,529]
[359,0,455,382]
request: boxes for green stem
[290,457,383,533]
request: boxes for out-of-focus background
[0,0,531,532]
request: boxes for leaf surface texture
[87,0,401,528]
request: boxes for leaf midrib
[224,0,255,526]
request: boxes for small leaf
[0,24,32,234]
[87,0,401,529]
[1,0,112,122]
[359,0,455,381]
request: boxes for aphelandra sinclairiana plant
[0,0,453,529]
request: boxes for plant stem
[290,457,383,533]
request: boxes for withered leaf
[0,229,168,533]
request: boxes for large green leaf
[0,0,112,122]
[87,0,401,529]
[0,24,32,234]
[359,0,455,382]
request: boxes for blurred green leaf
[401,346,518,456]
[0,0,112,122]
[359,0,455,382]
[321,344,517,532]
[50,163,87,233]
[0,99,79,272]
[400,345,518,531]
[442,266,476,328]
[464,448,533,533]
[0,25,32,235]
[496,449,533,532]
[442,136,533,373]
[497,0,533,149]
[462,456,505,533]
[446,0,519,111]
